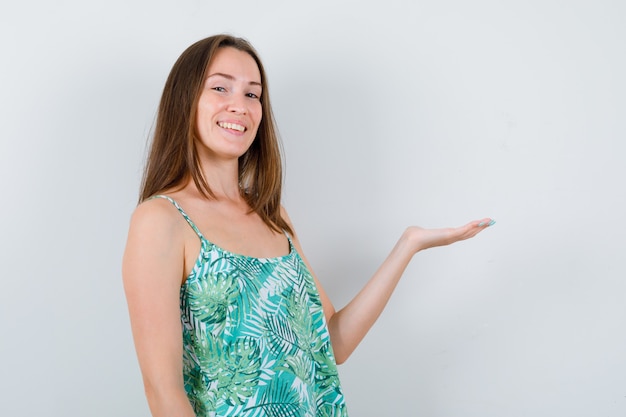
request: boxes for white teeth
[218,122,245,132]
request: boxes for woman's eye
[212,86,226,92]
[246,92,260,99]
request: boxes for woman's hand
[324,217,496,363]
[405,218,495,253]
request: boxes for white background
[1,1,625,416]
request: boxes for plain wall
[1,0,625,416]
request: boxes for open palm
[407,218,495,252]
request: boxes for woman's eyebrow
[206,72,262,87]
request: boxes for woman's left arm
[283,207,494,364]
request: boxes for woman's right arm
[122,200,196,417]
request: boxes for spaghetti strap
[149,195,206,241]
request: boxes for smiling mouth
[217,121,246,132]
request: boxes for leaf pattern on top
[187,270,240,325]
[151,195,348,417]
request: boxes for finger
[458,218,495,240]
[475,218,496,228]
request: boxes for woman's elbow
[335,356,348,365]
[332,347,351,365]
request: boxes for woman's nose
[227,95,247,114]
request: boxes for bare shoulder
[123,196,188,291]
[129,197,182,233]
[124,197,186,266]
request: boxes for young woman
[122,34,494,417]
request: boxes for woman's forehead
[207,47,262,84]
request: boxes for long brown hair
[140,34,292,234]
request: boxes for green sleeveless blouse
[153,196,348,417]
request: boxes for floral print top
[152,195,348,417]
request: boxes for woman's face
[195,47,263,162]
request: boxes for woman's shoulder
[123,195,187,290]
[128,194,187,238]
